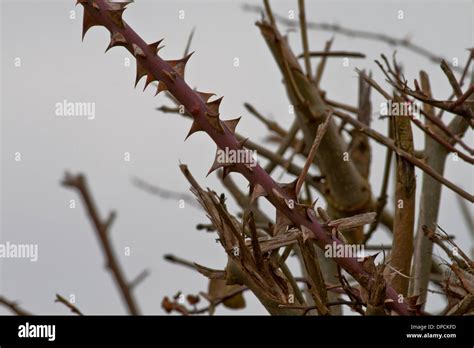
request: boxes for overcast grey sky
[1,0,472,315]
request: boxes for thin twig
[0,296,32,316]
[437,50,473,120]
[375,56,473,123]
[451,85,474,109]
[132,176,201,209]
[296,110,332,195]
[244,102,287,137]
[183,27,196,57]
[263,0,275,27]
[314,38,333,87]
[358,66,472,162]
[359,66,473,154]
[333,110,473,202]
[325,96,359,114]
[298,0,312,80]
[55,294,84,316]
[129,269,150,290]
[298,51,365,59]
[164,254,199,271]
[243,4,463,72]
[440,60,463,97]
[62,172,140,315]
[189,286,248,315]
[220,173,271,225]
[264,119,300,174]
[435,225,473,269]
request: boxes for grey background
[1,0,472,315]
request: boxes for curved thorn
[185,120,203,140]
[148,39,164,55]
[143,74,156,91]
[196,91,216,103]
[105,31,127,52]
[205,112,224,133]
[222,117,241,134]
[135,63,147,88]
[108,8,126,28]
[155,81,168,95]
[82,11,101,41]
[206,96,223,117]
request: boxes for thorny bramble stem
[76,0,410,315]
